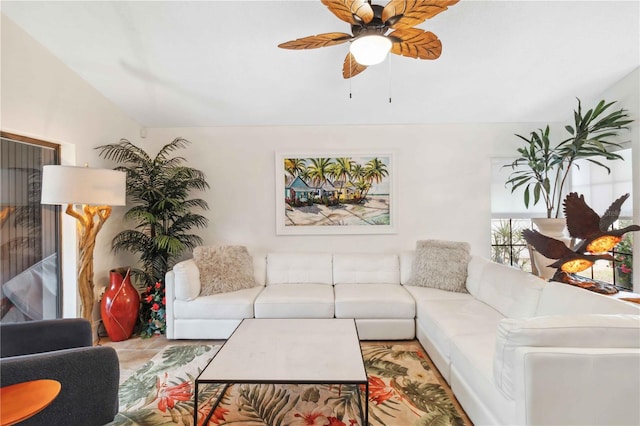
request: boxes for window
[490,158,541,271]
[491,218,532,272]
[611,219,634,291]
[0,132,61,322]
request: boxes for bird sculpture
[523,192,638,295]
[564,192,640,253]
[522,229,613,273]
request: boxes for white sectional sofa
[165,250,640,425]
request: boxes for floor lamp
[41,165,126,322]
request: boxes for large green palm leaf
[236,384,299,426]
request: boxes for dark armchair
[0,319,120,425]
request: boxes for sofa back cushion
[399,252,414,284]
[172,259,201,301]
[251,251,267,286]
[536,281,640,316]
[493,314,640,396]
[465,255,490,296]
[474,261,546,319]
[267,253,333,285]
[333,253,399,285]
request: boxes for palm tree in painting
[361,158,389,202]
[350,163,364,181]
[349,163,365,199]
[329,157,354,201]
[365,158,389,184]
[284,158,306,178]
[298,166,311,182]
[354,180,371,201]
[308,158,336,205]
[307,158,334,188]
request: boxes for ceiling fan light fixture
[350,35,392,66]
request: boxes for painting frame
[275,151,397,235]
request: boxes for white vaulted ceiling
[2,0,638,127]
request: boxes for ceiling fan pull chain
[388,54,392,103]
[350,73,353,99]
[349,54,353,99]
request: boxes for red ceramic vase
[100,268,140,342]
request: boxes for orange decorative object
[0,379,61,426]
[100,268,140,342]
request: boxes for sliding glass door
[0,132,61,322]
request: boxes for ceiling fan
[278,0,459,79]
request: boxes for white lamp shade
[350,35,392,66]
[41,165,126,206]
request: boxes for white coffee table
[195,318,368,424]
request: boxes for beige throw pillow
[193,245,257,296]
[408,240,470,293]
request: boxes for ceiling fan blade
[382,0,459,29]
[278,32,352,50]
[322,0,374,25]
[343,53,368,79]
[390,28,442,59]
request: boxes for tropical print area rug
[109,341,469,426]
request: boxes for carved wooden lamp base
[66,204,112,322]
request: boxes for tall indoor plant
[506,99,632,218]
[97,138,209,335]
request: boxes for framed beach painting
[275,152,396,235]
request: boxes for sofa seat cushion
[254,284,334,318]
[173,286,264,320]
[333,254,400,284]
[536,281,640,316]
[416,299,505,361]
[334,284,415,319]
[449,331,516,426]
[404,285,475,302]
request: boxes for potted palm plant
[96,137,209,336]
[506,98,632,219]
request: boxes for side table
[0,379,61,426]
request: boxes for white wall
[1,15,142,319]
[146,123,534,259]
